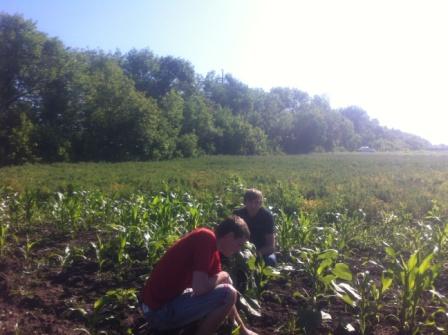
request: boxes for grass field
[2,153,448,217]
[1,153,448,334]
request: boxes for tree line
[0,13,431,165]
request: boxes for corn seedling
[354,268,393,334]
[384,245,442,334]
[90,235,108,272]
[19,235,38,270]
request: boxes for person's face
[245,197,262,217]
[219,232,247,257]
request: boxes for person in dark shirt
[141,216,258,335]
[234,188,276,266]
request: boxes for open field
[1,153,448,334]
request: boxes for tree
[157,90,184,158]
[182,94,217,153]
[120,48,159,97]
[323,110,358,151]
[214,108,269,155]
[80,55,162,161]
[287,108,328,154]
[0,14,68,164]
[0,13,433,164]
[203,72,253,117]
[156,56,196,98]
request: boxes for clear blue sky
[2,0,448,144]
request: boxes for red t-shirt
[142,228,222,309]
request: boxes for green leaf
[94,297,107,311]
[317,249,338,260]
[321,274,336,285]
[381,272,393,293]
[418,253,433,274]
[317,258,333,275]
[429,290,446,299]
[338,293,356,306]
[231,325,241,335]
[407,252,418,271]
[238,294,261,317]
[336,282,361,301]
[332,263,352,281]
[385,246,396,258]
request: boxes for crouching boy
[141,215,258,335]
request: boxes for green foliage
[384,245,442,334]
[91,288,138,332]
[354,268,393,334]
[93,288,138,313]
[276,210,315,253]
[0,13,433,165]
[292,247,357,310]
[0,223,8,257]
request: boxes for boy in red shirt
[141,215,257,335]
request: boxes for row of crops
[0,182,447,334]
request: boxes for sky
[2,0,448,145]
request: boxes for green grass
[1,153,448,218]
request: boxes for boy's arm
[258,233,275,256]
[192,271,232,295]
[229,305,259,335]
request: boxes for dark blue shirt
[233,207,275,250]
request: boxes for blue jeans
[141,284,233,330]
[263,253,277,267]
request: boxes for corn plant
[325,210,367,253]
[20,190,38,226]
[276,209,298,253]
[222,244,268,318]
[148,193,181,235]
[93,288,138,313]
[7,193,21,226]
[116,231,129,267]
[384,245,442,334]
[118,194,147,227]
[291,247,357,333]
[19,235,38,269]
[184,201,202,231]
[91,288,138,332]
[246,252,279,299]
[424,290,448,332]
[80,190,110,228]
[91,226,132,274]
[295,248,352,301]
[424,202,448,255]
[354,268,393,334]
[50,192,84,232]
[57,244,88,268]
[276,210,312,253]
[90,235,108,272]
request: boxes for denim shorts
[141,284,233,330]
[263,253,277,267]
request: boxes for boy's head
[215,215,250,257]
[244,188,263,217]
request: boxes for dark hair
[215,215,250,239]
[243,188,263,203]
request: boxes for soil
[1,232,447,335]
